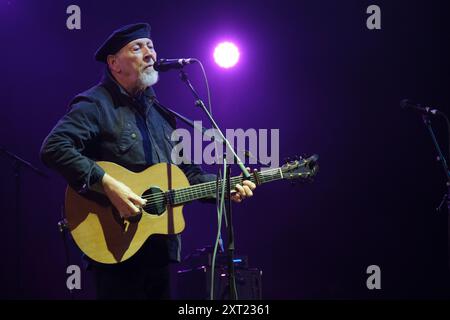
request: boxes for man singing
[40,23,256,299]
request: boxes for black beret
[94,23,151,63]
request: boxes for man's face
[111,37,158,91]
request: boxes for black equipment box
[175,247,262,300]
[176,266,262,300]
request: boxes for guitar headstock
[281,154,319,181]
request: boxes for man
[40,23,256,299]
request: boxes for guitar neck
[168,167,284,205]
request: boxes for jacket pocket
[117,124,138,154]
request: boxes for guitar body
[65,162,189,264]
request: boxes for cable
[192,59,212,115]
[191,58,226,300]
[210,161,227,300]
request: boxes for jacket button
[131,133,137,139]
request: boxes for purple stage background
[1,0,450,299]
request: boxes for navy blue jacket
[40,70,215,264]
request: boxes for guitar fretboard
[166,167,284,205]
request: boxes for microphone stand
[0,147,48,298]
[421,115,450,274]
[179,70,250,300]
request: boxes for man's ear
[107,54,120,73]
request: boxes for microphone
[400,99,440,116]
[153,58,195,72]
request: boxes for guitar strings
[140,179,276,208]
[141,162,313,209]
[139,168,280,202]
[138,168,283,207]
[139,168,282,202]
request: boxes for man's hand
[231,168,256,203]
[102,173,147,218]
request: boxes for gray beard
[138,69,159,88]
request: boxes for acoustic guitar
[65,155,319,264]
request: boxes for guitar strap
[151,98,223,144]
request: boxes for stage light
[213,42,240,68]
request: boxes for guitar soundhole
[142,187,166,216]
